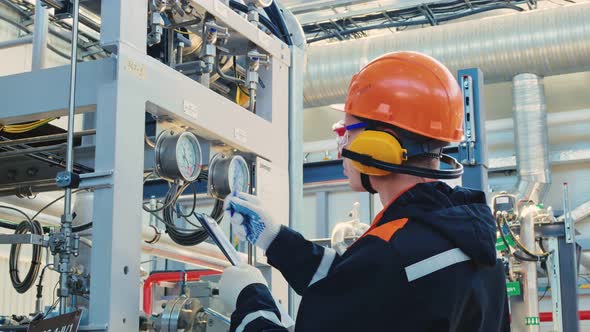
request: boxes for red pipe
[539,310,590,322]
[143,270,221,315]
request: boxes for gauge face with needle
[228,156,250,194]
[177,134,199,180]
[155,131,203,182]
[208,154,250,199]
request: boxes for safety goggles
[332,121,368,157]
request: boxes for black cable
[0,219,18,230]
[500,215,550,259]
[72,222,92,233]
[495,214,548,262]
[9,220,43,293]
[0,205,32,224]
[0,220,52,234]
[43,296,60,319]
[211,199,224,222]
[143,169,224,246]
[142,181,186,213]
[35,264,54,307]
[177,182,197,218]
[513,251,543,262]
[228,0,283,39]
[162,186,224,246]
[263,2,293,45]
[31,188,88,221]
[162,184,209,246]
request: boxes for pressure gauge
[492,192,517,216]
[155,131,203,182]
[208,153,250,199]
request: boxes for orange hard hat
[344,51,464,143]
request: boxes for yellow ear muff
[347,130,408,176]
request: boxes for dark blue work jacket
[230,182,510,332]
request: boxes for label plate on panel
[124,59,146,80]
[183,100,199,120]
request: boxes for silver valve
[204,22,230,43]
[247,50,270,71]
[72,233,80,257]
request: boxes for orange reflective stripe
[365,218,409,242]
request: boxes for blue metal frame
[303,160,346,184]
[457,68,488,192]
[143,179,208,199]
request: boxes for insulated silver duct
[303,3,590,107]
[512,73,551,203]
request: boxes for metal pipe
[248,243,253,265]
[176,43,184,64]
[520,208,541,332]
[0,129,96,147]
[64,0,81,216]
[0,35,33,49]
[512,73,551,204]
[59,0,81,315]
[167,29,175,66]
[215,54,246,85]
[0,143,66,159]
[303,3,590,107]
[249,88,256,112]
[141,225,247,270]
[31,0,49,71]
[0,179,58,197]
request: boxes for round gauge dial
[155,131,203,182]
[228,156,250,194]
[176,133,201,181]
[208,154,250,199]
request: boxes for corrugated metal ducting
[304,3,590,107]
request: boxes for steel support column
[88,44,146,331]
[100,0,148,53]
[458,68,489,192]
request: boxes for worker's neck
[372,174,433,207]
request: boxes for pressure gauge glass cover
[155,131,203,182]
[209,154,250,199]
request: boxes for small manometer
[492,192,517,215]
[155,131,203,182]
[208,153,250,199]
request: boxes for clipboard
[196,213,242,266]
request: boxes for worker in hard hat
[218,51,510,331]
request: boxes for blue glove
[224,192,281,251]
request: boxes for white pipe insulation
[0,192,243,270]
